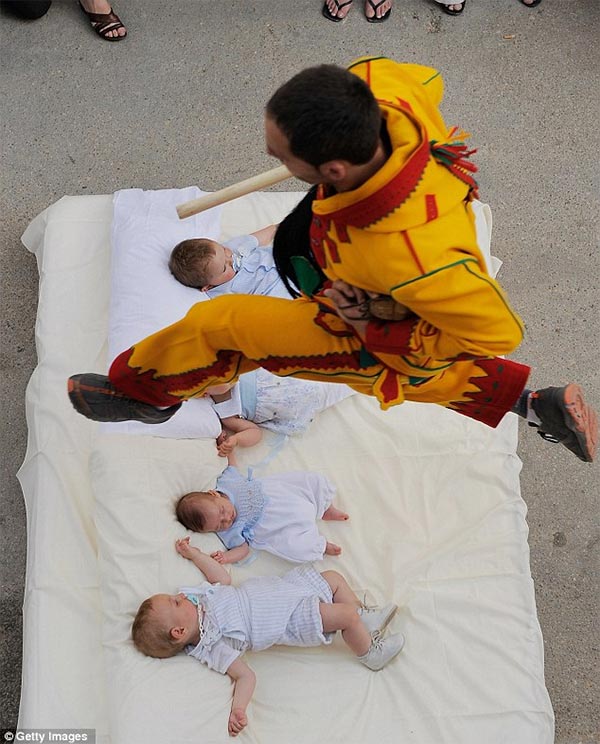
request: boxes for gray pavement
[1,0,598,741]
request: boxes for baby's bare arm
[250,223,278,247]
[226,658,256,737]
[175,538,231,585]
[217,417,262,456]
[211,543,250,565]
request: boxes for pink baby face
[201,243,236,289]
[151,593,199,641]
[199,490,237,532]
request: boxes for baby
[206,376,355,457]
[176,452,348,564]
[132,537,404,737]
[169,223,290,298]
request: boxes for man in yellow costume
[68,57,596,462]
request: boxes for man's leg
[67,292,597,460]
[109,294,383,406]
[399,358,596,461]
[68,294,385,421]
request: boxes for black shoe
[68,373,181,424]
[530,384,597,462]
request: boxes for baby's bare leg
[319,603,370,656]
[322,504,349,521]
[321,570,361,607]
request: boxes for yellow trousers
[110,294,530,428]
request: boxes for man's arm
[226,658,256,737]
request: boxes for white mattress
[18,191,554,743]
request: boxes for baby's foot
[325,541,342,556]
[323,505,349,521]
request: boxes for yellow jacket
[310,57,524,377]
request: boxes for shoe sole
[68,375,127,420]
[562,383,598,463]
[68,376,100,419]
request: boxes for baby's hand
[228,708,248,737]
[210,550,226,564]
[217,433,238,457]
[175,537,196,560]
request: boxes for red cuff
[109,348,182,407]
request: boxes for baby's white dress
[182,564,334,673]
[216,465,336,563]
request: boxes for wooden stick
[176,165,293,219]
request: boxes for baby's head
[132,592,199,658]
[169,238,236,290]
[176,490,237,532]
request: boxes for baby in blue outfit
[176,452,349,565]
[169,224,290,299]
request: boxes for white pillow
[104,187,223,438]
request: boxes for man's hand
[323,280,412,335]
[228,708,248,736]
[322,280,370,337]
[323,280,370,320]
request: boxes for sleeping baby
[176,451,349,564]
[169,223,291,298]
[132,538,404,737]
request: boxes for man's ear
[318,160,350,183]
[170,626,185,640]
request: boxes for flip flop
[519,0,542,6]
[78,1,127,40]
[365,0,392,23]
[322,0,353,22]
[437,1,466,16]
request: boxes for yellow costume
[110,57,530,427]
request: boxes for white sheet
[18,191,554,744]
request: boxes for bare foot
[365,0,392,21]
[446,3,463,10]
[325,541,342,556]
[323,505,349,521]
[80,0,126,38]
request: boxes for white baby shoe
[358,630,405,671]
[357,602,398,635]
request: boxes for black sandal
[519,0,542,6]
[78,1,127,40]
[322,0,353,22]
[365,0,392,23]
[437,1,466,15]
